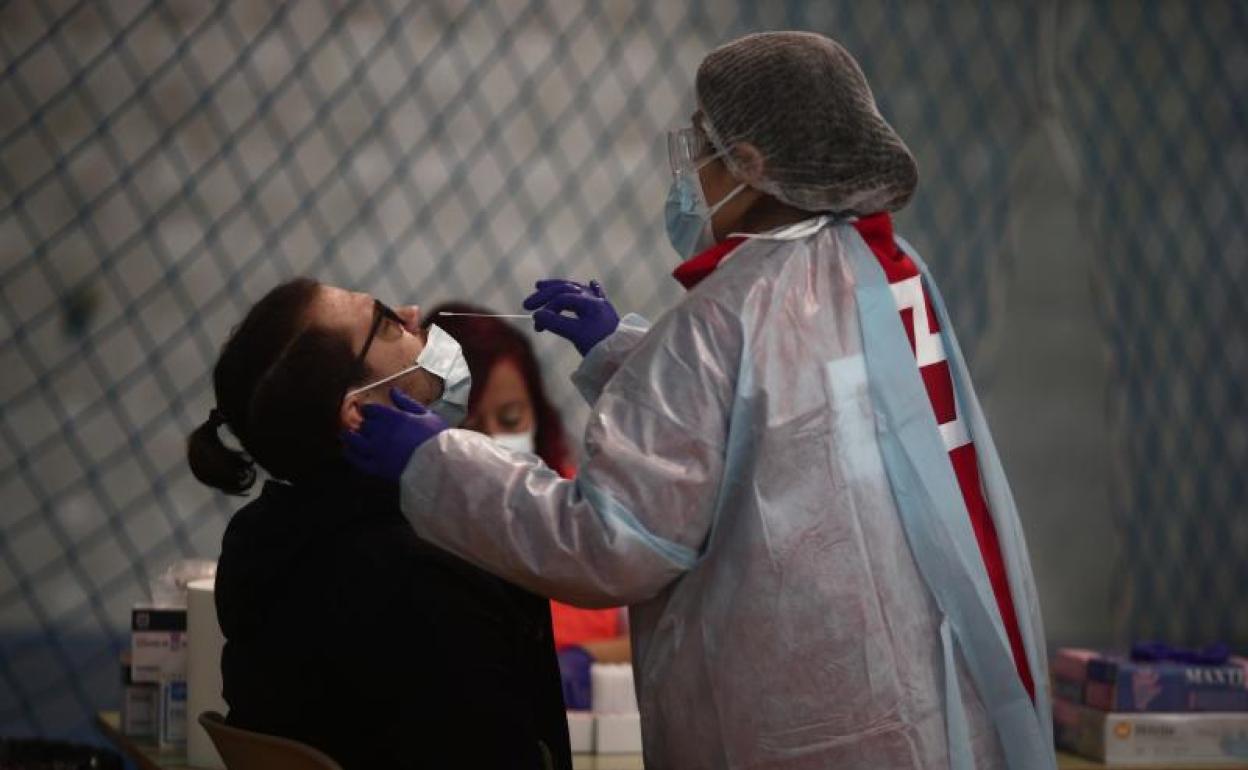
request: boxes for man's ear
[340,395,364,431]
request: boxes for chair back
[197,711,343,770]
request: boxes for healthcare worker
[345,32,1055,770]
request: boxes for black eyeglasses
[354,298,405,370]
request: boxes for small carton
[131,606,188,683]
[1054,698,1248,766]
[1085,654,1248,712]
[158,677,188,750]
[120,651,158,737]
[595,712,642,754]
[566,711,594,753]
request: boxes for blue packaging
[1084,655,1248,712]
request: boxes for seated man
[186,278,571,770]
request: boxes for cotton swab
[436,311,530,319]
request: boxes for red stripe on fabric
[899,308,916,354]
[920,361,956,424]
[858,212,1035,702]
[672,237,748,290]
[949,443,1036,700]
[853,213,917,281]
[924,287,941,332]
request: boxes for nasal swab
[436,311,530,319]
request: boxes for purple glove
[342,388,448,482]
[1130,641,1231,666]
[523,278,619,356]
[556,645,594,710]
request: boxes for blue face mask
[664,158,746,260]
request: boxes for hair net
[696,31,918,214]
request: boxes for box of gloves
[1053,645,1248,713]
[130,605,188,683]
[1054,698,1248,766]
[1053,643,1248,766]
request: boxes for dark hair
[187,278,362,494]
[424,302,573,476]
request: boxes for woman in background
[427,302,630,709]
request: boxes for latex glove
[342,388,448,482]
[523,278,619,356]
[556,645,594,710]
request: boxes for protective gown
[398,216,1055,770]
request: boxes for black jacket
[214,466,572,769]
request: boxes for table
[97,713,1248,770]
[95,711,644,769]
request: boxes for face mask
[346,323,472,427]
[664,156,747,260]
[492,429,535,455]
[413,324,472,426]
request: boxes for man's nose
[396,304,422,333]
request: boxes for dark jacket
[214,466,572,769]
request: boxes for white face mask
[346,323,473,426]
[492,429,535,455]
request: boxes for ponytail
[187,408,256,495]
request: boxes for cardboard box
[120,654,159,737]
[1054,698,1248,766]
[131,606,187,683]
[158,678,188,750]
[1085,654,1248,712]
[595,712,642,754]
[1054,648,1098,683]
[566,711,594,753]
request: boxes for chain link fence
[0,0,1243,741]
[1056,1,1248,643]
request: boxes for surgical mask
[665,156,746,259]
[346,323,473,426]
[492,429,535,455]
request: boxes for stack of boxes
[1053,647,1248,766]
[565,663,644,755]
[124,605,188,750]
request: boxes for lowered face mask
[346,323,472,426]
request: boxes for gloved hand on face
[342,322,471,481]
[342,387,448,482]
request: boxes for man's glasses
[354,299,405,371]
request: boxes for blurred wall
[1,0,1244,740]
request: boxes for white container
[186,577,227,769]
[595,712,643,754]
[566,710,594,753]
[590,663,638,715]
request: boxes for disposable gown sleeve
[570,312,651,406]
[398,299,736,608]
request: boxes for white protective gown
[398,216,1055,770]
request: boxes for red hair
[423,302,573,477]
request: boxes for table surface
[96,711,1248,770]
[95,711,644,769]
